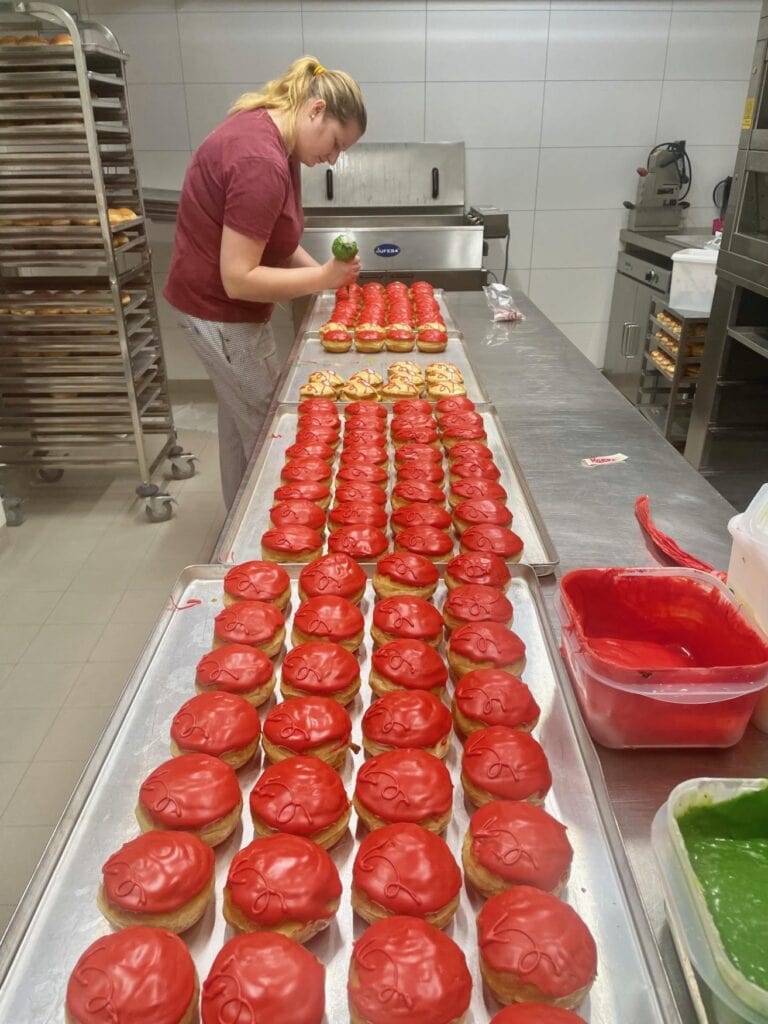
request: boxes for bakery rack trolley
[0,2,195,524]
[635,299,709,449]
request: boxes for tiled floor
[0,393,227,935]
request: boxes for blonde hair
[229,55,366,148]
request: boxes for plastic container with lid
[558,567,768,748]
[670,247,718,313]
[652,777,768,1024]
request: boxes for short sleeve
[223,156,289,242]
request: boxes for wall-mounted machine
[624,141,692,230]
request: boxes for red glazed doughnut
[348,916,471,1024]
[263,695,352,769]
[453,498,513,534]
[449,478,508,508]
[391,502,452,534]
[391,420,439,447]
[439,410,484,432]
[202,932,324,1024]
[445,551,512,591]
[443,583,514,630]
[395,524,454,562]
[461,726,551,807]
[346,400,387,419]
[354,748,453,832]
[292,594,365,651]
[66,927,197,1024]
[339,445,388,468]
[299,552,367,604]
[213,599,285,657]
[195,644,275,706]
[370,638,448,696]
[461,524,524,561]
[137,753,242,846]
[372,551,439,600]
[477,886,597,1009]
[281,641,361,704]
[170,691,261,768]
[451,459,502,481]
[435,395,476,416]
[328,524,389,561]
[284,441,334,463]
[298,398,338,419]
[223,833,341,942]
[273,481,331,509]
[446,440,492,462]
[392,480,445,507]
[329,502,388,532]
[397,461,445,485]
[395,443,443,465]
[352,822,461,926]
[293,426,339,448]
[490,1005,586,1024]
[334,482,387,506]
[343,425,387,446]
[393,398,432,417]
[337,463,389,485]
[447,622,526,678]
[249,755,351,848]
[270,499,327,533]
[99,831,214,932]
[280,458,332,484]
[362,690,452,758]
[463,800,573,897]
[223,560,291,609]
[453,668,539,737]
[261,525,324,565]
[371,595,444,647]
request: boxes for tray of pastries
[215,395,558,576]
[0,561,677,1024]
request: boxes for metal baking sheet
[0,564,679,1024]
[304,288,461,336]
[215,404,557,575]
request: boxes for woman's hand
[322,254,361,290]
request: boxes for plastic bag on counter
[483,283,525,322]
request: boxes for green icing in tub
[677,786,768,991]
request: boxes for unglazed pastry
[170,691,261,769]
[352,823,461,927]
[354,748,453,833]
[461,726,551,807]
[369,638,448,696]
[372,551,440,600]
[98,831,215,932]
[291,594,365,651]
[443,584,514,630]
[195,644,276,706]
[453,668,540,738]
[65,927,198,1024]
[201,932,325,1024]
[371,595,444,648]
[328,524,389,561]
[223,560,291,609]
[136,753,243,846]
[212,599,285,657]
[223,833,342,942]
[362,690,452,758]
[445,551,511,592]
[299,552,367,605]
[463,800,573,898]
[249,755,351,849]
[281,641,361,704]
[447,621,526,679]
[489,1005,587,1024]
[261,525,324,565]
[348,916,472,1024]
[262,696,352,769]
[477,886,597,1009]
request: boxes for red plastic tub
[558,568,768,748]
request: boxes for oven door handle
[431,167,439,199]
[326,169,334,201]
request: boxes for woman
[164,56,366,507]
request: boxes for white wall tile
[672,0,759,10]
[136,150,191,191]
[89,0,174,11]
[555,322,609,366]
[532,209,625,268]
[537,146,648,209]
[465,148,539,210]
[666,12,758,81]
[684,205,720,229]
[429,2,544,9]
[304,1,424,8]
[547,11,670,80]
[426,11,548,81]
[177,0,298,8]
[86,13,181,84]
[551,1,670,7]
[658,81,748,146]
[682,145,739,211]
[357,84,425,143]
[529,267,615,322]
[485,211,535,270]
[128,84,190,150]
[185,83,253,148]
[427,82,544,148]
[542,81,662,147]
[302,11,426,82]
[488,266,530,295]
[178,13,302,83]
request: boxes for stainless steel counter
[620,226,714,262]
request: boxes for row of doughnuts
[320,280,448,353]
[0,207,137,228]
[0,289,131,316]
[0,32,72,45]
[300,361,467,401]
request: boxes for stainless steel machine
[299,142,491,289]
[624,140,691,231]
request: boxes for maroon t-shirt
[164,108,303,323]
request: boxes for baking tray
[214,404,558,575]
[0,563,680,1024]
[304,288,461,335]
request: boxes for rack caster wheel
[144,496,174,523]
[169,454,197,480]
[36,467,64,483]
[2,496,24,527]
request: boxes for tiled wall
[76,0,760,375]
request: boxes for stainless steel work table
[219,289,767,1024]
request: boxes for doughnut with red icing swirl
[354,748,453,833]
[249,755,350,849]
[461,726,551,807]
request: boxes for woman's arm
[288,244,321,269]
[220,227,359,303]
